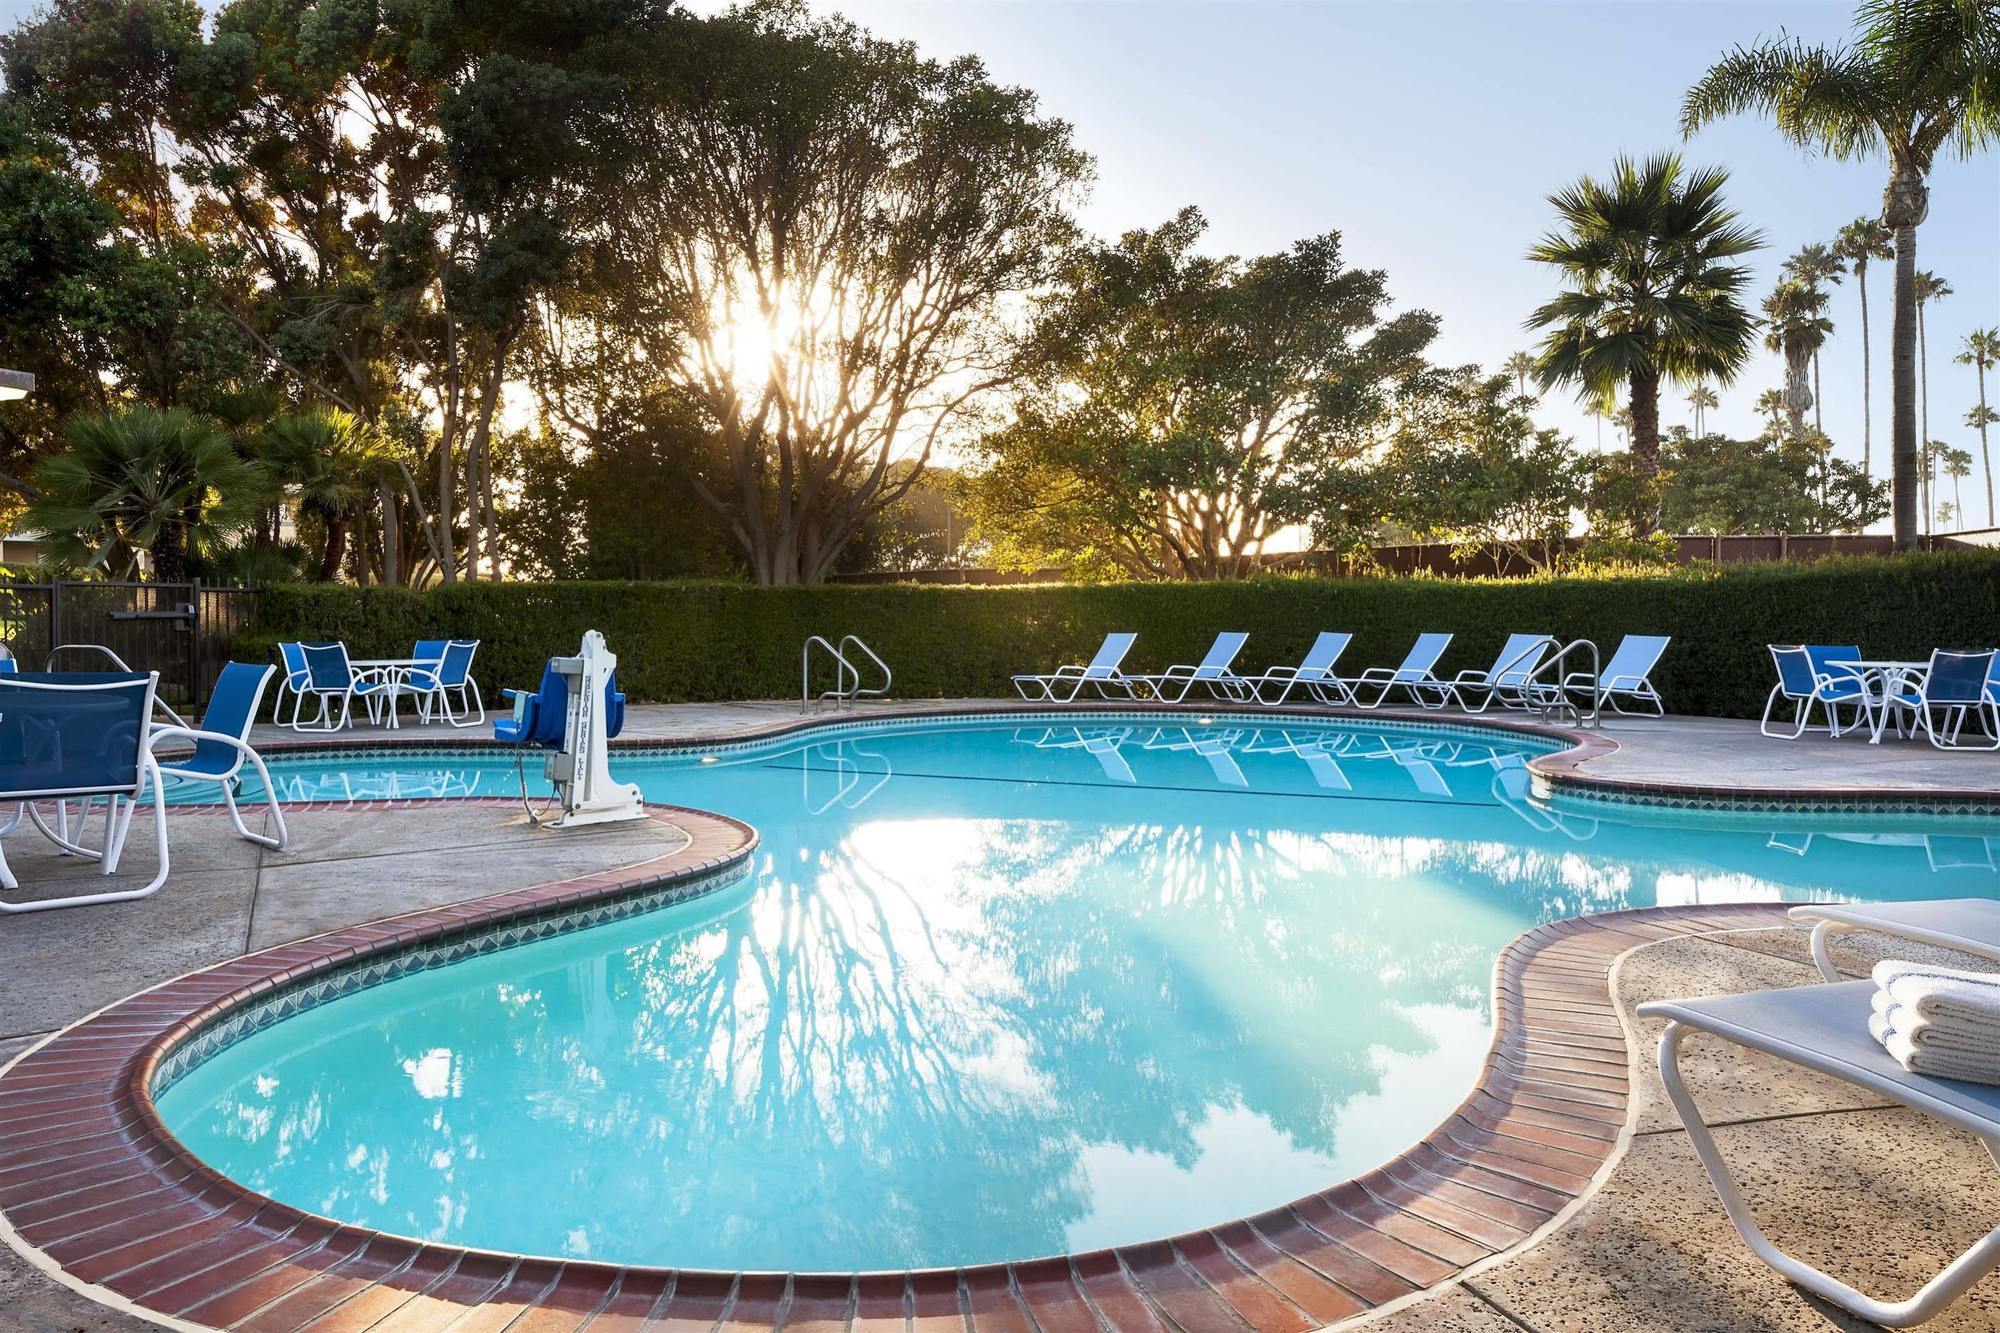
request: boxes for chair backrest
[0,657,16,676]
[1193,631,1249,677]
[187,662,277,776]
[605,668,625,740]
[299,641,354,691]
[277,641,308,686]
[1601,634,1670,687]
[1769,645,1817,698]
[411,639,449,671]
[1924,649,1997,706]
[523,664,571,747]
[437,639,478,687]
[1489,633,1553,686]
[1083,633,1137,679]
[0,671,157,799]
[1394,632,1453,680]
[1296,631,1352,678]
[1805,644,1864,689]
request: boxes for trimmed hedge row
[241,552,2000,720]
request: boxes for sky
[735,0,1999,525]
[4,0,1995,526]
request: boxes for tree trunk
[1919,298,1931,536]
[1628,367,1661,536]
[1980,359,1994,527]
[1857,265,1872,479]
[380,481,402,586]
[1811,350,1822,434]
[1889,223,1920,549]
[151,529,187,585]
[318,514,347,582]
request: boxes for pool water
[157,718,2000,1272]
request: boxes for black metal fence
[0,581,260,708]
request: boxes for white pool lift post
[545,630,644,828]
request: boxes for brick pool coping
[0,785,1790,1332]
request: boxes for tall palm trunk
[1629,366,1662,535]
[1889,219,1920,549]
[1857,263,1873,478]
[1811,350,1822,433]
[1979,356,1994,527]
[1919,296,1931,534]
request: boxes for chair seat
[157,751,236,780]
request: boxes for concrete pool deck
[4,700,1999,1331]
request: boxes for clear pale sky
[7,0,1995,523]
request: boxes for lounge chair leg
[1660,1022,2000,1326]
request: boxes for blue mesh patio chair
[1879,649,2000,750]
[1760,644,1873,739]
[1339,632,1454,710]
[294,641,398,732]
[1550,634,1670,717]
[271,642,312,728]
[0,671,169,913]
[403,639,484,727]
[1135,632,1253,703]
[1012,633,1145,702]
[147,662,288,850]
[1241,632,1355,707]
[1429,632,1555,712]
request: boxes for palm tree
[1782,242,1844,433]
[258,410,395,582]
[1525,153,1762,531]
[1833,216,1895,477]
[1502,351,1539,398]
[23,408,264,583]
[1755,388,1788,435]
[1960,327,2000,525]
[1914,269,1952,521]
[1687,382,1719,434]
[1942,444,1973,528]
[1683,0,2000,550]
[1763,280,1833,437]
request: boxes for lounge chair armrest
[148,725,256,758]
[1346,667,1402,683]
[1449,668,1493,684]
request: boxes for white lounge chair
[1427,633,1554,712]
[1012,633,1144,702]
[1137,632,1252,703]
[1789,898,2000,982]
[1641,975,2000,1327]
[1242,632,1355,707]
[1340,633,1454,710]
[1549,633,1671,716]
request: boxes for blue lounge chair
[147,662,288,852]
[1761,644,1873,739]
[1340,632,1454,710]
[1243,632,1355,707]
[1430,632,1554,712]
[1549,633,1671,716]
[1137,632,1252,703]
[404,639,485,728]
[0,671,169,913]
[1012,633,1144,702]
[1641,974,2000,1327]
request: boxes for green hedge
[240,551,2000,720]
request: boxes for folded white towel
[1869,1008,2000,1085]
[1875,998,2000,1055]
[1871,959,2000,1036]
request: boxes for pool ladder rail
[1523,637,1604,729]
[801,635,892,713]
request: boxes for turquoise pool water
[157,718,2000,1272]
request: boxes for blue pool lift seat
[495,665,627,748]
[0,671,171,914]
[148,662,289,851]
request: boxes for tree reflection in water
[163,723,2000,1272]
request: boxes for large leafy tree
[1524,152,1763,532]
[1833,215,1895,476]
[1660,425,1887,534]
[23,407,263,582]
[574,0,1090,585]
[1683,0,2000,550]
[967,209,1437,579]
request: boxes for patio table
[347,657,437,730]
[1852,658,1929,744]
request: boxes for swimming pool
[154,715,2000,1274]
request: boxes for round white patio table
[1851,658,1929,744]
[346,657,437,730]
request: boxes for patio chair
[1426,632,1553,712]
[1877,649,2000,751]
[1760,644,1873,739]
[1242,632,1355,707]
[1790,898,2000,982]
[271,642,311,727]
[147,662,289,852]
[1550,633,1671,716]
[0,671,169,914]
[1640,978,2000,1327]
[1011,633,1144,702]
[1339,632,1454,710]
[403,639,485,727]
[1137,632,1252,703]
[293,642,400,732]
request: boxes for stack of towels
[1870,959,2000,1085]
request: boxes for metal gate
[0,581,260,708]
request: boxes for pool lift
[494,630,644,828]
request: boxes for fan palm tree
[1683,0,2000,549]
[1755,388,1788,434]
[1782,242,1845,432]
[1834,216,1895,476]
[1687,382,1719,434]
[258,409,396,582]
[1763,280,1834,437]
[1942,444,1974,527]
[1915,269,1952,469]
[1501,351,1539,398]
[23,408,264,583]
[1525,153,1762,531]
[1958,327,2000,525]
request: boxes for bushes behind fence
[239,551,2000,720]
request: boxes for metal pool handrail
[838,635,892,702]
[1525,637,1603,729]
[802,636,859,713]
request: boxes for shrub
[241,552,2000,720]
